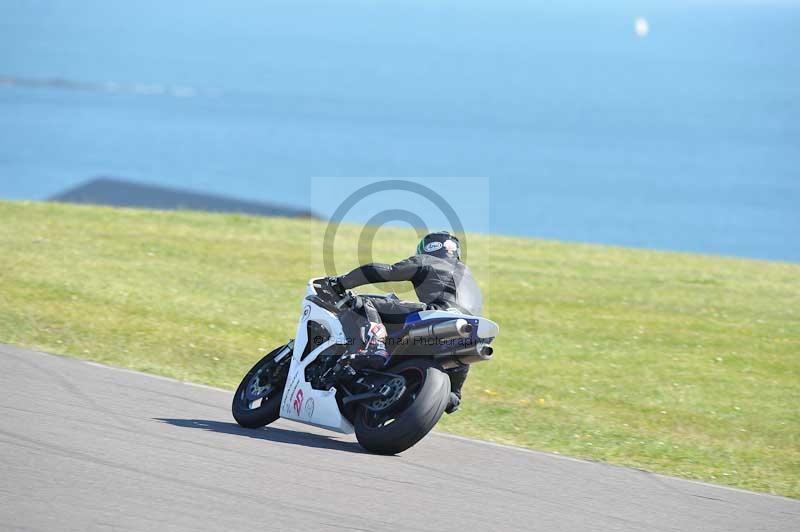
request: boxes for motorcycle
[232,277,499,454]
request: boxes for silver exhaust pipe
[405,319,473,341]
[453,344,493,365]
[436,343,494,369]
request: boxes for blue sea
[1,0,798,261]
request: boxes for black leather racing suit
[337,254,482,398]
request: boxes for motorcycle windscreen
[455,271,483,316]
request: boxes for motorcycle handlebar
[334,291,355,310]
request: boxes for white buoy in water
[635,17,649,38]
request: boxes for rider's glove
[328,276,346,297]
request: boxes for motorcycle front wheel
[232,344,290,429]
[354,358,451,455]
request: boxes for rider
[329,231,481,414]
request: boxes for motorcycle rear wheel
[354,359,450,455]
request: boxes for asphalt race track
[1,344,798,531]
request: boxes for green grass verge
[1,200,798,497]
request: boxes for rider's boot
[445,366,469,414]
[445,393,461,414]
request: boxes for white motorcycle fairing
[278,281,354,433]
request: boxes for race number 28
[293,389,304,415]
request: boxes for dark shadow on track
[155,418,366,454]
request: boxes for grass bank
[1,200,798,497]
